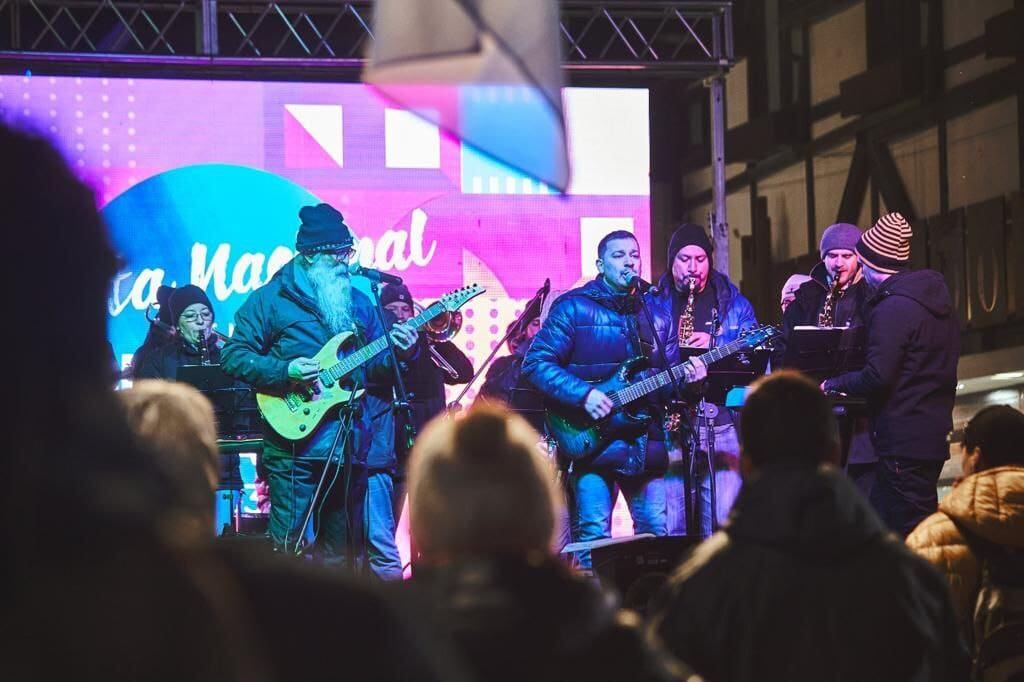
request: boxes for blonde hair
[119,379,220,540]
[408,405,562,561]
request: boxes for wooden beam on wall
[837,136,869,223]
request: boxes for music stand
[680,348,771,405]
[177,364,257,435]
[177,364,254,534]
[782,326,866,382]
[781,327,868,468]
[675,347,769,537]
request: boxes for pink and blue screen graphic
[0,73,651,541]
[0,74,651,394]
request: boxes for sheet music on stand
[782,325,866,382]
[176,364,259,439]
[679,347,771,404]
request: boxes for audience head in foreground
[2,123,460,682]
[409,405,560,562]
[738,369,841,476]
[119,379,221,541]
[407,405,677,682]
[649,371,968,682]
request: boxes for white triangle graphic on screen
[285,104,344,167]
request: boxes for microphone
[348,263,403,286]
[626,273,659,295]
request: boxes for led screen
[1,73,650,544]
[0,74,650,399]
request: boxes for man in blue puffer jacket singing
[523,230,705,570]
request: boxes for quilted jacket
[906,465,1024,631]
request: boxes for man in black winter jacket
[360,282,473,581]
[776,223,876,495]
[222,204,419,564]
[778,222,870,354]
[649,371,968,682]
[823,212,960,537]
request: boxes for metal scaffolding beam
[1,1,733,77]
[0,1,734,259]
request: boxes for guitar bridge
[283,394,301,412]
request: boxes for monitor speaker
[591,535,703,616]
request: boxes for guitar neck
[608,337,754,408]
[322,302,445,383]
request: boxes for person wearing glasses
[221,204,418,565]
[134,284,221,380]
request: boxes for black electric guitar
[545,325,780,461]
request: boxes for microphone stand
[634,276,695,538]
[368,279,417,574]
[699,308,721,535]
[450,279,550,409]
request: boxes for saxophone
[818,274,842,327]
[678,276,696,346]
[666,276,698,434]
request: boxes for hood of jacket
[727,463,890,561]
[271,258,321,313]
[939,465,1024,548]
[872,269,952,318]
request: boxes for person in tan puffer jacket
[906,404,1024,634]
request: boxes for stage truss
[0,0,734,260]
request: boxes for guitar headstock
[739,324,781,348]
[439,283,486,313]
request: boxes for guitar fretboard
[320,302,445,384]
[608,336,762,408]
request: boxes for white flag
[364,0,569,192]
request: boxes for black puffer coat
[522,277,663,476]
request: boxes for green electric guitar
[257,284,484,440]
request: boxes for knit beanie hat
[380,283,414,308]
[169,284,214,323]
[295,203,355,254]
[819,223,862,259]
[856,212,912,274]
[667,223,713,266]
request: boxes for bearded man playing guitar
[222,203,418,564]
[522,230,707,570]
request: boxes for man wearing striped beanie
[823,211,960,538]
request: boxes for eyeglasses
[181,310,213,323]
[325,248,356,263]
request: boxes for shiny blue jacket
[522,277,665,476]
[644,270,758,371]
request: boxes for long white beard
[307,258,355,335]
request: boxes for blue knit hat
[819,223,862,259]
[295,203,354,254]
